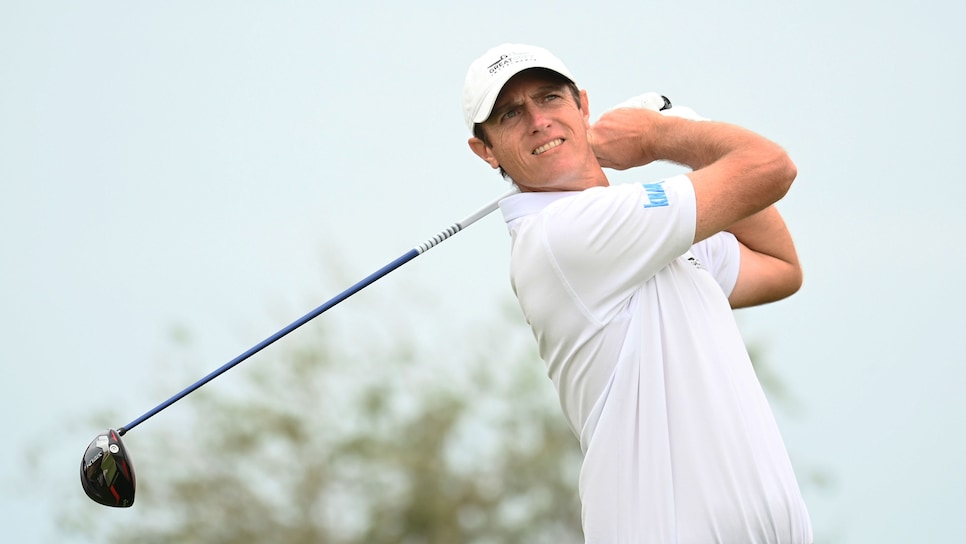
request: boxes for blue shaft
[119,249,419,435]
[115,187,517,436]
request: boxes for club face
[81,429,136,507]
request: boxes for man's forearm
[726,206,803,308]
[727,206,798,265]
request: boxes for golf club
[81,187,518,507]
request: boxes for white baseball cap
[462,43,576,132]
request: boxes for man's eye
[544,93,561,102]
[502,109,519,121]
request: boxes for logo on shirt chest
[641,182,669,208]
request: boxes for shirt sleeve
[541,175,697,323]
[689,231,741,297]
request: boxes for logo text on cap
[488,52,538,75]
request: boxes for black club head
[80,429,136,507]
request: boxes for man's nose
[526,104,551,132]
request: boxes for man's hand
[588,93,705,171]
[588,106,665,170]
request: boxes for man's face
[469,70,603,192]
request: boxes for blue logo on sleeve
[642,182,669,208]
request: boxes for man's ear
[580,89,591,126]
[468,137,500,170]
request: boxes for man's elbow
[771,261,804,303]
[783,263,804,298]
[766,147,797,202]
[730,262,803,309]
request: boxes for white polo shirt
[500,175,812,544]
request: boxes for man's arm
[589,106,801,306]
[726,206,802,308]
[590,108,796,243]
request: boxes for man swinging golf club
[463,43,812,543]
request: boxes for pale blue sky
[2,1,964,542]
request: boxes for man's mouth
[532,138,564,155]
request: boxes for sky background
[2,1,964,542]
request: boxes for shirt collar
[499,191,581,223]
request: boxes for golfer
[463,43,812,543]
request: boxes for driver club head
[81,429,136,507]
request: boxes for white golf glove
[609,92,709,121]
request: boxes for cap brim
[472,82,510,125]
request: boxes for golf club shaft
[119,188,519,436]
